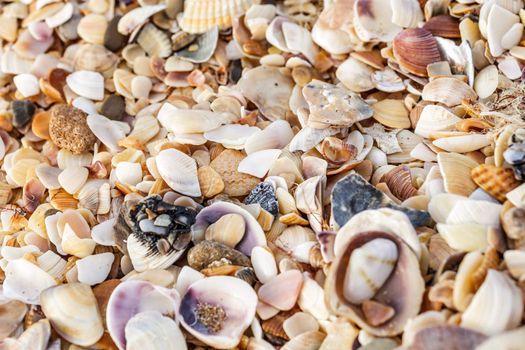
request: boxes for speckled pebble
[49,104,97,154]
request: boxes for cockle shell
[180,0,256,33]
[40,283,104,346]
[461,269,523,335]
[471,164,520,202]
[137,23,172,58]
[393,28,442,77]
[156,149,201,197]
[179,276,257,349]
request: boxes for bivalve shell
[437,152,479,196]
[422,77,477,107]
[393,28,442,77]
[156,148,201,197]
[180,0,256,33]
[471,164,520,202]
[66,70,104,101]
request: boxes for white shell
[486,5,520,57]
[461,269,523,335]
[91,218,116,246]
[474,64,499,98]
[131,76,152,99]
[428,193,467,223]
[35,164,61,190]
[414,105,462,138]
[504,250,525,280]
[66,70,104,101]
[390,0,423,27]
[87,114,129,152]
[13,73,40,97]
[203,124,260,149]
[125,311,187,350]
[445,199,502,226]
[115,161,143,186]
[244,120,295,155]
[58,166,89,194]
[76,252,115,285]
[3,258,57,304]
[353,0,402,42]
[156,149,201,197]
[175,266,205,296]
[343,238,398,304]
[432,134,492,153]
[283,312,319,339]
[157,103,238,134]
[336,57,375,92]
[37,251,67,280]
[251,246,278,284]
[238,149,282,178]
[437,223,488,252]
[282,21,318,63]
[117,4,166,35]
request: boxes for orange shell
[471,164,520,202]
[393,28,442,77]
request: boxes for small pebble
[104,15,127,52]
[101,95,126,121]
[48,104,97,154]
[12,100,36,128]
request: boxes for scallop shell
[422,77,477,107]
[137,23,172,58]
[180,0,256,33]
[40,283,104,346]
[461,269,523,335]
[471,164,520,202]
[393,28,442,77]
[66,70,105,101]
[437,152,479,196]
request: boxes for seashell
[14,30,53,59]
[0,50,33,75]
[131,76,152,99]
[66,70,105,101]
[393,28,442,77]
[336,57,374,93]
[422,77,477,107]
[210,149,260,197]
[205,213,245,248]
[414,105,463,138]
[432,134,492,153]
[137,23,172,58]
[157,103,238,134]
[471,164,520,202]
[381,166,418,201]
[282,21,318,63]
[39,283,104,346]
[115,162,143,187]
[385,130,421,164]
[486,5,520,57]
[405,325,487,350]
[282,312,318,339]
[125,311,186,350]
[353,0,402,42]
[372,99,411,129]
[423,15,460,38]
[372,68,405,92]
[410,143,437,162]
[117,4,167,35]
[437,223,488,252]
[236,66,294,121]
[198,165,225,198]
[474,65,499,99]
[251,246,277,284]
[2,318,51,350]
[76,253,115,286]
[282,330,326,350]
[0,14,18,42]
[445,199,501,226]
[106,280,181,349]
[437,152,479,196]
[238,149,282,178]
[61,224,97,258]
[3,259,57,305]
[476,326,525,350]
[175,26,219,63]
[119,115,159,149]
[244,120,294,155]
[155,149,200,197]
[187,240,251,271]
[461,269,523,335]
[58,166,89,194]
[77,14,107,45]
[191,201,266,256]
[13,74,40,98]
[0,300,27,339]
[390,0,423,28]
[180,0,255,33]
[31,111,51,141]
[73,45,120,79]
[258,270,303,311]
[275,225,316,253]
[204,124,260,150]
[326,231,424,336]
[498,56,522,80]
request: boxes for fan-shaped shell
[393,28,442,77]
[156,149,201,197]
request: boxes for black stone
[244,182,279,217]
[229,60,243,83]
[12,100,36,128]
[104,15,127,52]
[331,174,432,228]
[101,95,126,120]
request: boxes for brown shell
[471,164,520,202]
[209,149,260,197]
[325,231,424,336]
[393,28,442,77]
[197,165,224,198]
[262,309,296,343]
[471,246,500,290]
[423,15,460,39]
[381,166,419,201]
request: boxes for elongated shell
[40,283,104,347]
[325,231,424,336]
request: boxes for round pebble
[104,15,127,52]
[12,100,36,128]
[101,95,126,121]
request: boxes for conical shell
[437,152,478,196]
[471,164,520,202]
[156,149,201,197]
[393,28,442,77]
[180,0,257,33]
[40,283,104,346]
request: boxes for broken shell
[238,149,282,178]
[326,231,424,336]
[422,77,477,107]
[14,74,40,97]
[3,258,57,305]
[40,283,104,346]
[175,26,219,63]
[198,165,225,198]
[353,0,401,42]
[179,276,257,348]
[461,269,523,335]
[157,104,238,134]
[58,166,89,194]
[209,149,260,197]
[117,4,167,35]
[204,124,260,150]
[0,300,27,339]
[486,5,520,57]
[244,120,294,155]
[393,28,442,77]
[437,152,479,196]
[187,240,251,271]
[66,70,105,101]
[77,253,115,286]
[471,164,520,202]
[180,0,254,33]
[437,223,488,252]
[336,57,374,93]
[432,134,491,153]
[414,105,462,139]
[156,148,201,197]
[191,201,266,256]
[258,270,303,311]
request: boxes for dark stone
[12,100,36,128]
[104,15,127,52]
[331,174,432,228]
[101,95,126,120]
[244,182,279,217]
[504,142,525,180]
[229,60,243,83]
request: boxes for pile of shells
[2,0,525,349]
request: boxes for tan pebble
[209,150,260,197]
[49,105,97,154]
[197,165,224,198]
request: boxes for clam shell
[461,269,523,335]
[179,276,257,348]
[471,164,520,202]
[204,124,260,150]
[157,103,238,134]
[205,213,245,248]
[3,259,57,305]
[66,70,104,101]
[437,152,479,196]
[282,21,318,63]
[40,283,104,346]
[180,0,256,33]
[336,57,375,93]
[353,0,402,42]
[414,105,462,138]
[58,166,89,194]
[283,312,318,339]
[244,120,294,155]
[2,319,51,350]
[422,77,477,107]
[372,99,411,129]
[13,73,40,97]
[423,15,460,38]
[393,28,442,77]
[238,149,282,178]
[125,311,186,350]
[73,44,120,78]
[155,149,200,197]
[432,134,491,153]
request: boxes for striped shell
[180,0,258,34]
[393,28,442,77]
[471,164,520,202]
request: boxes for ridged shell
[66,70,104,101]
[125,311,186,350]
[422,77,477,107]
[209,149,260,197]
[471,164,520,202]
[437,152,478,196]
[156,149,201,197]
[137,23,172,58]
[197,165,224,198]
[381,166,418,201]
[180,0,256,33]
[393,28,442,77]
[422,15,460,38]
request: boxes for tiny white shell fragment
[76,252,115,285]
[87,114,128,152]
[14,73,40,97]
[238,149,282,178]
[474,65,498,99]
[175,266,205,296]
